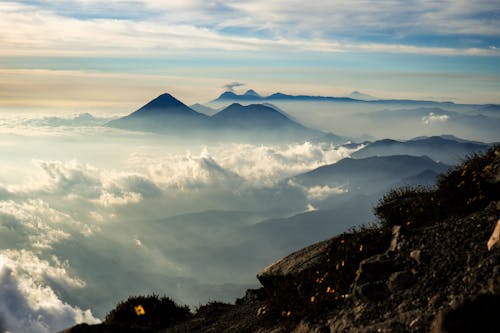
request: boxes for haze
[0,1,499,333]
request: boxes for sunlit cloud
[305,185,348,201]
[1,1,499,56]
[0,250,99,333]
[0,199,93,249]
[422,112,450,125]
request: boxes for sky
[1,0,500,111]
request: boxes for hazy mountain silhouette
[212,91,461,107]
[292,155,449,195]
[243,89,261,98]
[107,93,210,133]
[190,103,219,116]
[107,93,324,141]
[353,136,490,165]
[348,91,377,101]
[213,91,358,103]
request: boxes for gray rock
[354,281,389,302]
[487,219,500,251]
[355,254,393,285]
[410,250,421,265]
[388,225,402,252]
[387,271,414,292]
[258,238,332,285]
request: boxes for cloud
[304,185,348,201]
[9,160,161,207]
[0,199,92,249]
[1,1,499,56]
[222,82,245,92]
[0,250,99,333]
[422,112,450,125]
[211,142,358,186]
[22,113,113,127]
[130,148,244,190]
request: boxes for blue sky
[1,0,499,109]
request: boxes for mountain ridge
[107,93,326,141]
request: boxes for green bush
[105,294,191,330]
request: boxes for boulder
[257,237,334,294]
[487,219,500,251]
[387,271,414,292]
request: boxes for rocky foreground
[63,147,500,333]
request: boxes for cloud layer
[1,1,499,56]
[0,251,99,333]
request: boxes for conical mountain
[107,93,209,133]
[243,89,261,97]
[128,93,201,117]
[212,103,323,140]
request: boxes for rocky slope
[62,147,500,333]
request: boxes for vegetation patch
[375,146,499,229]
[105,294,191,331]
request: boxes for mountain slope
[213,103,309,130]
[211,103,323,141]
[293,155,449,192]
[348,91,377,101]
[353,136,490,165]
[107,93,210,133]
[190,103,219,116]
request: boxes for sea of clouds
[0,114,361,332]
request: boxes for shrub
[374,145,499,229]
[105,294,191,330]
[374,186,439,229]
[437,146,499,216]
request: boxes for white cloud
[422,112,450,125]
[306,203,317,211]
[212,142,357,186]
[130,148,244,190]
[1,1,499,56]
[305,185,348,201]
[0,199,90,249]
[9,160,160,207]
[0,250,99,333]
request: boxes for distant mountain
[364,107,454,119]
[362,107,500,142]
[190,103,219,116]
[24,113,113,127]
[292,155,450,196]
[243,89,261,98]
[348,91,377,101]
[397,169,441,187]
[212,103,323,139]
[475,104,500,118]
[211,91,460,107]
[107,93,325,141]
[213,91,358,103]
[247,194,375,253]
[107,93,210,133]
[352,136,490,165]
[311,132,348,145]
